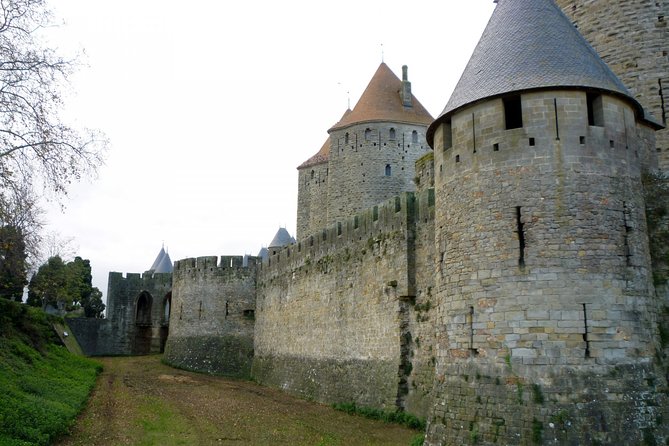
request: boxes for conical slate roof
[329,63,433,132]
[268,227,295,248]
[153,251,173,273]
[149,247,167,271]
[427,0,659,145]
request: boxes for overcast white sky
[41,0,497,300]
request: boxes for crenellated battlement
[173,255,260,279]
[262,188,434,279]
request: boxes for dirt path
[57,355,420,446]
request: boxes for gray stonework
[425,89,668,444]
[296,159,329,240]
[68,271,172,356]
[556,0,669,169]
[162,256,258,378]
[79,2,669,444]
[255,190,436,417]
[326,122,430,228]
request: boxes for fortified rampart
[425,88,667,444]
[254,189,436,417]
[68,271,172,356]
[162,256,259,378]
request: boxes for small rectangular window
[587,93,604,126]
[503,95,523,129]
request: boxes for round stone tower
[425,0,667,444]
[556,0,669,170]
[324,63,433,227]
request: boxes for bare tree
[0,0,106,197]
[0,0,106,275]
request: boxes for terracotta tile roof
[428,0,660,146]
[297,137,330,169]
[329,63,433,132]
[297,109,351,170]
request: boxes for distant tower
[296,132,336,240]
[296,63,433,238]
[556,0,669,169]
[425,0,666,444]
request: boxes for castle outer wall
[254,190,437,417]
[68,271,172,356]
[163,256,258,378]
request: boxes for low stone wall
[163,335,254,378]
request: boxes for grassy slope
[0,299,101,446]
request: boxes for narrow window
[455,154,460,163]
[385,164,391,176]
[373,206,379,221]
[389,128,396,140]
[345,132,349,144]
[582,304,590,358]
[412,130,418,143]
[503,95,523,129]
[586,93,604,126]
[442,122,452,149]
[469,306,478,355]
[337,222,342,236]
[623,202,632,266]
[199,301,203,319]
[580,136,586,145]
[493,143,499,152]
[609,140,615,148]
[516,206,525,267]
[310,170,314,179]
[354,215,359,229]
[529,137,535,146]
[225,301,229,317]
[365,128,372,141]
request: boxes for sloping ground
[57,355,422,446]
[0,299,101,446]
[52,321,84,356]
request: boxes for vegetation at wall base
[0,298,101,445]
[332,402,426,431]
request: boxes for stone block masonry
[163,256,258,378]
[255,190,436,416]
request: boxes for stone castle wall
[296,159,329,239]
[162,256,258,378]
[326,122,430,227]
[556,0,669,170]
[254,190,437,416]
[69,271,172,356]
[425,90,668,445]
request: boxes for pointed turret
[427,0,659,146]
[149,247,167,271]
[330,63,432,132]
[268,228,295,249]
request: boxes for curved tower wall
[326,122,429,226]
[163,256,259,378]
[556,0,669,169]
[296,160,329,239]
[426,90,667,445]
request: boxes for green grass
[0,299,101,445]
[331,402,426,431]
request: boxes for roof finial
[381,43,384,63]
[338,82,351,110]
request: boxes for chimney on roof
[401,65,412,107]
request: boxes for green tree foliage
[0,225,27,300]
[27,256,104,316]
[27,255,67,308]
